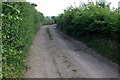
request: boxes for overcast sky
[26,0,120,16]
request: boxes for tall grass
[79,35,119,65]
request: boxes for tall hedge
[2,2,44,78]
[57,2,120,64]
[57,2,119,39]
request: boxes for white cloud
[26,0,120,16]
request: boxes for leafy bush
[2,2,44,78]
[57,1,120,64]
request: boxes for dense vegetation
[2,2,44,78]
[57,1,120,64]
[0,2,2,79]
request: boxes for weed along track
[25,25,119,78]
[46,28,53,40]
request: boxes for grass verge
[79,36,120,65]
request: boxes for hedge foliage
[2,2,44,78]
[57,2,120,39]
[0,2,2,79]
[57,2,120,64]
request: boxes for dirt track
[25,25,119,78]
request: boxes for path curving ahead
[25,25,119,78]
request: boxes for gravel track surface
[25,25,119,78]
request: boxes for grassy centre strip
[46,28,53,40]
